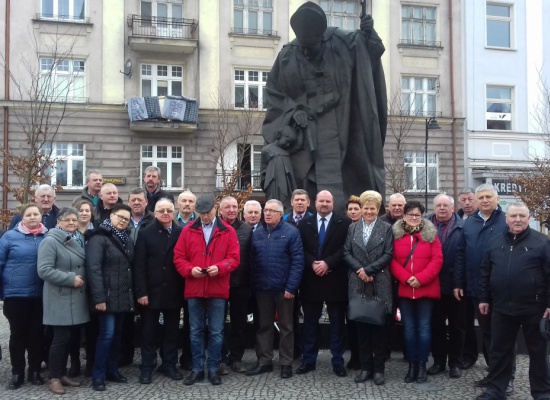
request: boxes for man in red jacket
[174,194,240,386]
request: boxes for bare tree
[209,90,264,208]
[0,26,85,211]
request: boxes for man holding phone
[174,194,240,386]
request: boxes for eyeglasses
[406,213,422,219]
[60,218,78,223]
[263,209,282,214]
[155,209,174,214]
[112,214,130,222]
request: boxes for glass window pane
[142,64,152,75]
[487,20,510,47]
[320,1,329,12]
[412,22,422,41]
[171,162,182,187]
[157,162,167,186]
[333,2,343,12]
[263,12,272,33]
[427,95,436,115]
[157,146,167,158]
[72,76,85,100]
[425,7,436,20]
[405,167,413,188]
[171,81,182,96]
[412,6,422,19]
[158,3,167,18]
[426,23,436,42]
[487,4,510,17]
[157,65,168,76]
[487,86,511,99]
[235,70,244,81]
[172,66,182,77]
[72,160,83,186]
[414,79,423,90]
[235,86,244,107]
[142,145,153,157]
[333,16,343,28]
[56,161,67,186]
[74,0,85,20]
[261,86,267,109]
[345,1,357,14]
[42,0,54,17]
[248,86,259,108]
[234,10,243,32]
[142,80,152,97]
[428,167,437,189]
[417,167,426,190]
[427,78,437,91]
[141,1,152,17]
[172,4,182,19]
[249,11,258,31]
[249,71,258,81]
[59,0,69,18]
[401,94,410,114]
[402,5,410,18]
[345,18,356,31]
[402,21,410,40]
[172,146,182,158]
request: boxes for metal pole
[425,118,429,212]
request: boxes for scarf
[17,222,47,236]
[402,219,424,235]
[102,219,129,247]
[57,226,84,248]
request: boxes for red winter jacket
[390,219,443,300]
[174,217,240,299]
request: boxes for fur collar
[392,219,438,243]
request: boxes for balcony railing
[230,27,277,37]
[127,14,198,40]
[35,13,91,23]
[216,171,263,192]
[399,39,442,48]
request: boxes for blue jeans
[187,298,226,372]
[92,313,125,380]
[400,298,434,363]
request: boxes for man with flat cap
[261,1,387,212]
[174,194,240,386]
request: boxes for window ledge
[398,43,443,51]
[229,32,280,40]
[32,14,93,27]
[484,46,516,51]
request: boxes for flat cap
[195,194,216,213]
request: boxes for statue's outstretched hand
[360,14,373,33]
[292,110,309,128]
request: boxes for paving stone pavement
[0,303,537,399]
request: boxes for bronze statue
[261,1,387,212]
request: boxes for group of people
[1,170,550,399]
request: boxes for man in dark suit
[133,198,185,384]
[296,190,351,377]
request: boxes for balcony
[215,171,263,192]
[127,15,198,54]
[398,39,442,49]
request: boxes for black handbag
[347,282,387,326]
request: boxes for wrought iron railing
[399,39,442,47]
[127,14,198,40]
[216,171,263,192]
[230,27,277,36]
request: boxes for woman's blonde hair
[359,190,382,209]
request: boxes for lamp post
[425,117,441,212]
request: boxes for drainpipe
[448,0,458,201]
[3,0,10,213]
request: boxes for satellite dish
[120,58,132,78]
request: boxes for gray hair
[178,190,196,202]
[155,198,175,211]
[35,184,55,195]
[433,193,454,206]
[475,183,498,196]
[459,187,475,196]
[86,169,102,182]
[128,187,147,201]
[220,196,238,207]
[56,207,79,221]
[291,189,309,201]
[144,165,162,178]
[244,200,262,213]
[265,199,284,213]
[507,202,529,213]
[388,193,406,203]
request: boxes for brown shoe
[48,379,65,395]
[60,375,81,387]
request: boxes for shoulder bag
[348,281,387,326]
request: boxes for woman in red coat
[390,201,443,384]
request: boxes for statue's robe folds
[262,27,387,211]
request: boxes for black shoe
[8,374,24,390]
[231,361,247,373]
[105,371,127,383]
[476,393,496,400]
[159,366,183,381]
[373,372,385,385]
[295,363,316,374]
[404,362,418,383]
[184,371,204,386]
[475,377,489,387]
[179,359,192,371]
[416,362,427,383]
[91,378,106,391]
[346,358,361,370]
[449,366,462,379]
[427,363,445,375]
[28,371,44,385]
[139,370,152,384]
[354,370,373,383]
[333,365,347,377]
[83,363,92,377]
[246,364,273,376]
[218,363,230,376]
[208,371,221,385]
[461,359,476,369]
[67,360,81,378]
[280,365,292,379]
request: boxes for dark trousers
[85,314,99,370]
[346,318,360,362]
[49,325,80,379]
[227,286,251,363]
[119,312,136,364]
[430,294,465,368]
[302,301,346,366]
[357,320,387,373]
[485,311,550,399]
[474,297,492,366]
[3,297,44,375]
[293,293,303,358]
[255,290,294,366]
[141,308,180,372]
[463,296,479,365]
[178,301,191,366]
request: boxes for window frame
[39,57,86,103]
[140,63,184,97]
[486,85,513,131]
[41,0,86,21]
[234,69,268,110]
[400,4,437,47]
[486,2,513,49]
[401,76,438,117]
[140,145,184,190]
[404,151,439,192]
[320,0,360,31]
[233,0,274,36]
[43,143,86,188]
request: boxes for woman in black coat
[85,204,134,391]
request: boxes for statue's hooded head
[290,2,327,47]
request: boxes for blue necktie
[318,217,326,258]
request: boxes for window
[320,0,359,30]
[239,143,263,190]
[404,152,438,192]
[141,145,183,189]
[486,3,512,48]
[140,1,183,37]
[39,58,86,102]
[401,5,437,46]
[43,143,85,188]
[41,0,85,21]
[234,69,268,109]
[141,64,183,97]
[401,76,437,116]
[486,85,512,130]
[234,0,273,35]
